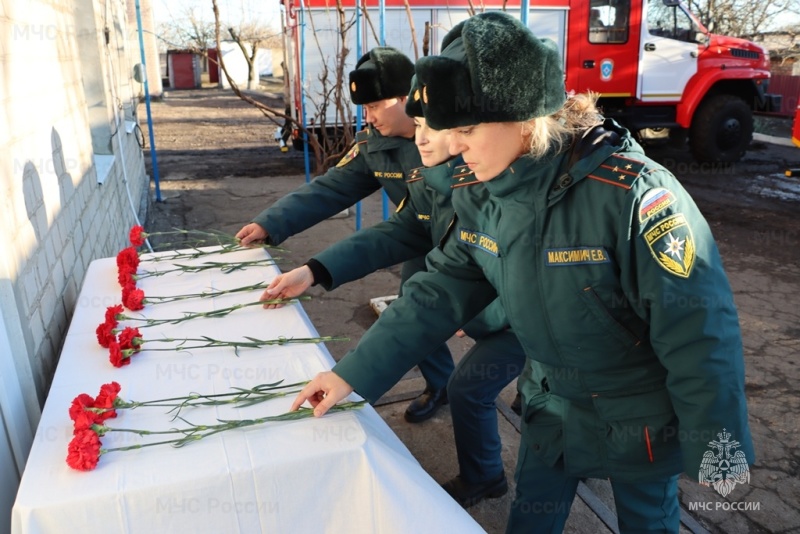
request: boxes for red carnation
[117,267,135,288]
[93,382,122,421]
[116,247,140,270]
[108,340,131,368]
[95,321,116,348]
[69,394,101,431]
[129,225,146,247]
[118,327,143,353]
[121,282,135,304]
[105,305,124,325]
[66,428,102,471]
[123,287,145,311]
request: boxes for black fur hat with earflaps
[405,75,424,118]
[349,47,415,105]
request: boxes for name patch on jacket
[544,247,610,266]
[417,213,431,221]
[458,228,499,256]
[643,213,696,278]
[374,171,404,179]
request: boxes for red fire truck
[280,0,781,163]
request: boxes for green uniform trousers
[508,448,680,533]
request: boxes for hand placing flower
[129,225,282,254]
[110,297,311,329]
[66,380,366,471]
[121,281,272,312]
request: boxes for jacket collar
[412,156,461,197]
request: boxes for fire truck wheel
[690,95,753,163]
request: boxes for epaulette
[406,166,425,183]
[355,128,370,144]
[586,153,646,190]
[452,163,479,188]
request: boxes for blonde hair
[521,93,602,159]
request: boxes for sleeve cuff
[305,258,333,289]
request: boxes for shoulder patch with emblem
[587,154,646,190]
[639,187,676,222]
[643,212,696,278]
[452,164,479,188]
[336,144,359,168]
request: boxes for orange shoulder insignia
[406,166,425,183]
[355,128,370,144]
[452,164,479,188]
[586,153,646,190]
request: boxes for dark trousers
[447,330,525,483]
[399,256,454,390]
[507,448,680,534]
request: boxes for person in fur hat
[263,76,525,507]
[292,12,753,533]
[236,47,454,422]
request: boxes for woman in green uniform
[292,13,754,533]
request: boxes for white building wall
[0,1,149,523]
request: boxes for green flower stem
[119,297,310,328]
[142,243,287,262]
[110,380,309,409]
[141,282,272,304]
[98,401,367,454]
[133,258,280,281]
[144,229,285,255]
[126,335,348,354]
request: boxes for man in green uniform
[291,14,754,533]
[235,47,453,421]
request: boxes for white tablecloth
[12,247,484,533]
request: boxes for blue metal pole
[134,0,161,201]
[379,0,389,221]
[355,0,363,230]
[520,0,530,27]
[300,2,312,184]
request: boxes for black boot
[404,387,448,423]
[510,392,522,415]
[442,472,508,508]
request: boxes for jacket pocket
[592,387,680,470]
[578,286,641,349]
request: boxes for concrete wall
[0,0,149,450]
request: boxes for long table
[12,247,484,533]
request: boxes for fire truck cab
[281,0,781,163]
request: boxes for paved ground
[142,86,800,534]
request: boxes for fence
[768,74,800,116]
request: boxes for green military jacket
[312,158,507,338]
[335,121,753,483]
[252,128,420,245]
